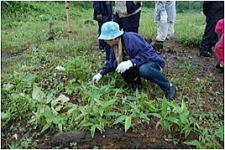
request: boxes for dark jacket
[100,32,165,76]
[203,1,224,20]
[126,1,141,14]
[93,1,113,23]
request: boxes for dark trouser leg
[98,22,104,50]
[113,13,123,30]
[113,60,141,89]
[199,17,219,54]
[139,62,170,92]
[121,12,141,33]
[121,67,142,89]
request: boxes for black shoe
[165,85,176,101]
[217,68,224,73]
[199,51,212,57]
[216,65,224,73]
[145,37,152,44]
[153,41,163,54]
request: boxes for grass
[1,2,223,149]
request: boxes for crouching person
[92,21,176,100]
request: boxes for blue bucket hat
[98,21,124,40]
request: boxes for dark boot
[215,62,224,73]
[199,51,212,57]
[153,41,163,54]
[145,37,153,44]
[165,85,176,101]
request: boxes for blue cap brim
[98,31,124,40]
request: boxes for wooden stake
[65,1,73,40]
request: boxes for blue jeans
[121,62,171,91]
[138,62,170,91]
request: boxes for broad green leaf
[23,74,36,83]
[93,98,101,105]
[181,101,187,111]
[125,116,132,132]
[149,113,161,118]
[184,140,201,148]
[183,127,192,138]
[126,96,137,101]
[162,120,171,131]
[67,106,78,115]
[106,112,121,117]
[96,124,104,133]
[75,114,83,121]
[79,120,93,127]
[91,126,96,138]
[32,84,45,101]
[113,115,126,125]
[55,105,63,112]
[58,123,62,132]
[172,103,182,113]
[51,94,69,106]
[99,108,104,117]
[168,113,179,125]
[145,102,157,112]
[51,107,58,115]
[139,113,150,121]
[162,96,168,118]
[41,124,50,133]
[103,99,116,108]
[215,126,224,140]
[1,112,10,120]
[3,83,13,91]
[179,111,189,124]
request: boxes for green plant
[152,97,193,138]
[21,137,33,149]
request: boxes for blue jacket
[100,32,165,76]
[93,2,113,23]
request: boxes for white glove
[160,11,168,22]
[92,73,102,83]
[116,60,133,73]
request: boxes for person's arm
[100,48,116,76]
[93,2,102,21]
[126,1,141,14]
[215,19,224,35]
[126,34,164,68]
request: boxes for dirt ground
[1,38,223,149]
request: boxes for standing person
[215,18,224,72]
[92,21,176,100]
[153,1,176,53]
[93,1,113,61]
[114,1,142,33]
[199,1,224,57]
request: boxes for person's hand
[160,11,167,23]
[96,14,102,21]
[92,73,102,84]
[116,60,133,73]
[65,2,69,8]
